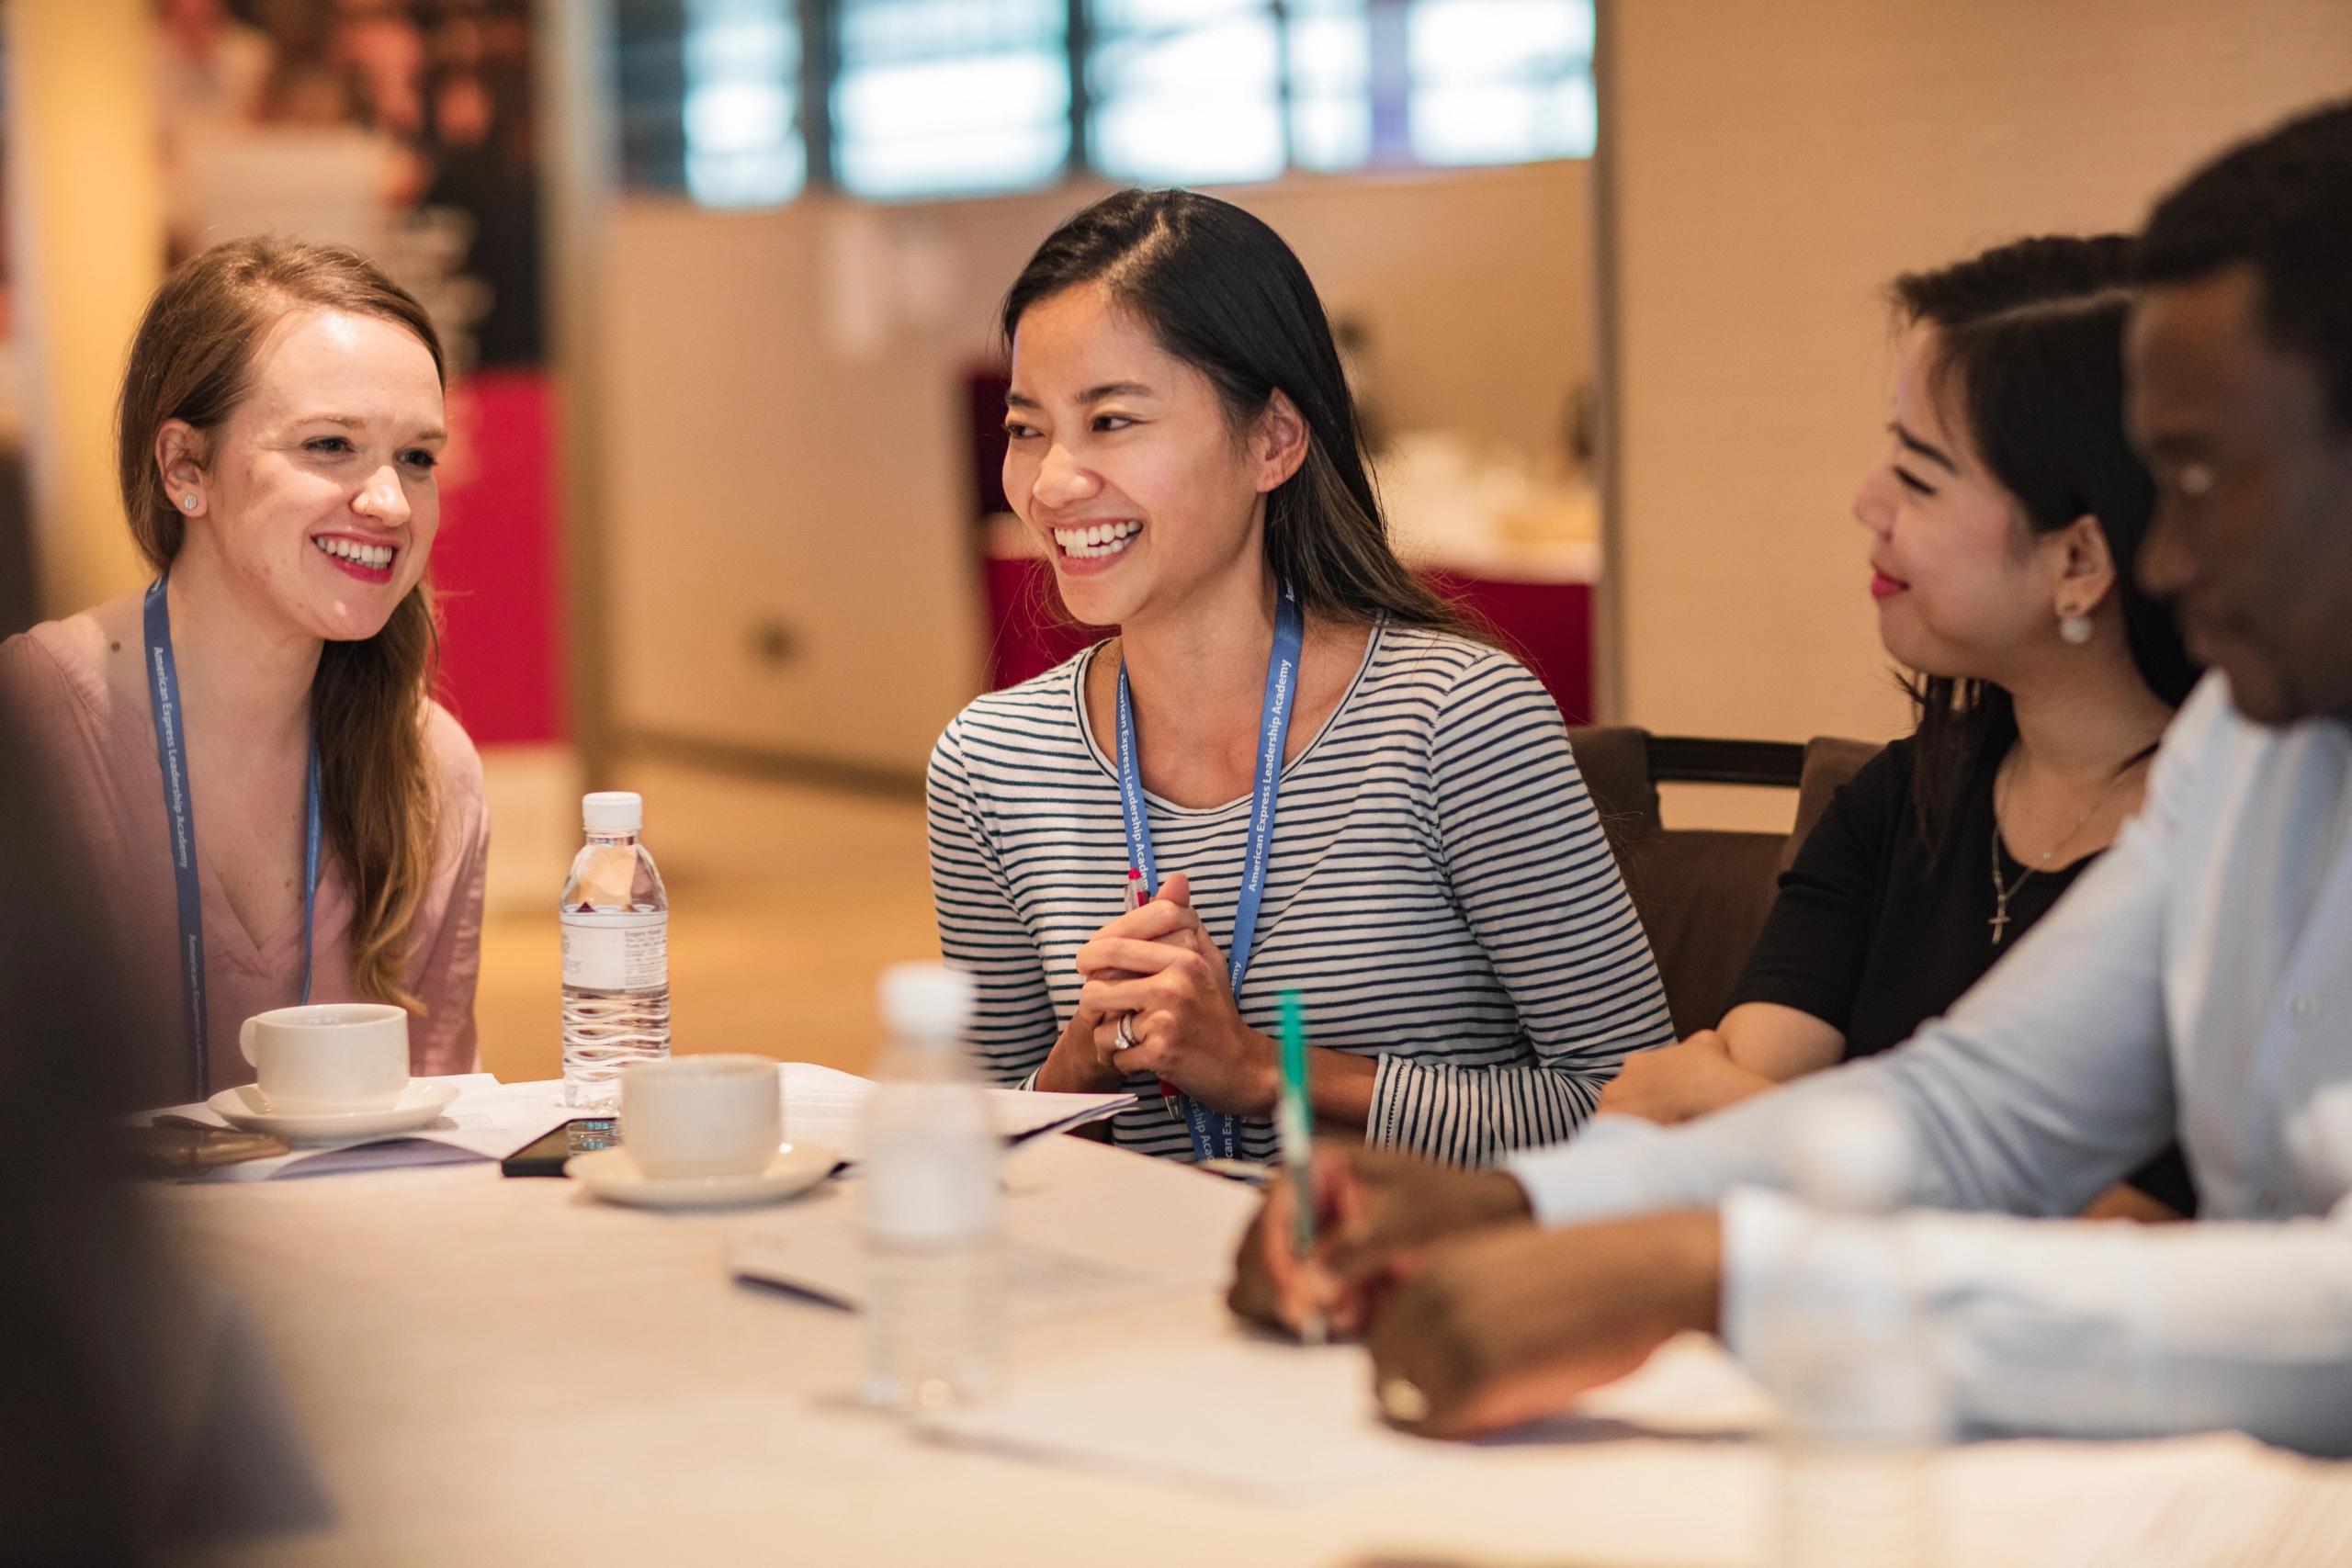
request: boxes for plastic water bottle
[560,791,671,1110]
[1748,1093,1950,1568]
[860,963,1003,1415]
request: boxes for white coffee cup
[620,1055,781,1179]
[239,1003,410,1112]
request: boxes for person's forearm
[1724,1190,2352,1457]
[1035,1018,1121,1094]
[1307,1045,1376,1130]
[1034,1050,1100,1093]
[1714,1002,1845,1082]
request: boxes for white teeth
[312,536,395,570]
[1051,522,1140,559]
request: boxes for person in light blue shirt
[1229,96,2352,1458]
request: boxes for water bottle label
[560,911,668,992]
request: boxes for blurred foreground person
[1232,98,2352,1457]
[0,670,327,1558]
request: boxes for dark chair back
[1570,727,1874,1038]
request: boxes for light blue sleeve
[1724,1188,2352,1457]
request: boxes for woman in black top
[1598,236,2200,1219]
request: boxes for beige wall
[1602,0,2352,766]
[6,0,164,615]
[599,162,1593,775]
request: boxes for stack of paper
[730,1184,1182,1322]
[921,1336,1455,1501]
[735,1085,1251,1322]
[780,1061,1134,1161]
[139,1074,572,1182]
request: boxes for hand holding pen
[1275,990,1326,1345]
[1226,1143,1538,1339]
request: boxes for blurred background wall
[1598,0,2352,826]
[600,159,1592,778]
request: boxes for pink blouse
[2,617,490,1101]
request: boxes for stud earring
[2059,607,2094,646]
[180,494,198,513]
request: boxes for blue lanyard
[143,575,323,1100]
[1114,583,1305,1161]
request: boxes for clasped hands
[1226,1143,1724,1439]
[1034,872,1280,1116]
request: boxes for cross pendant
[1989,905,2010,945]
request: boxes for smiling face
[163,308,447,643]
[1850,324,2075,684]
[2129,265,2352,727]
[1001,282,1291,630]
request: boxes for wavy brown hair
[117,237,447,1010]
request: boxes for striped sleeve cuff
[1368,1055,1599,1168]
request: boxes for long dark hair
[1886,239,2199,841]
[1001,188,1464,636]
[118,238,447,1011]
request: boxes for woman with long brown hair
[927,189,1671,1168]
[0,237,487,1104]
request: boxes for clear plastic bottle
[859,963,1003,1415]
[1749,1093,1951,1568]
[560,792,671,1111]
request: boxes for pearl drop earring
[2059,607,2094,646]
[180,495,198,513]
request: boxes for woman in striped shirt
[926,189,1671,1167]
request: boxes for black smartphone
[500,1117,619,1177]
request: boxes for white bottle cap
[582,791,643,834]
[1785,1090,1915,1215]
[878,963,975,1040]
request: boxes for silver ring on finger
[1114,1013,1139,1053]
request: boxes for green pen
[1277,989,1326,1347]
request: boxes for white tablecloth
[162,1105,2351,1566]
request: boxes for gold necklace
[1987,762,2138,945]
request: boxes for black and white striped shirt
[925,622,1673,1167]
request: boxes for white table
[164,1110,2350,1566]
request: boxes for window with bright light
[833,1,1070,199]
[614,0,1592,206]
[1084,0,1591,186]
[684,0,805,206]
[1405,0,1594,166]
[1087,0,1285,186]
[1285,0,1376,173]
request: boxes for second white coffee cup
[620,1055,781,1179]
[240,1003,411,1113]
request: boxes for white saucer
[208,1080,460,1144]
[566,1144,839,1210]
